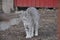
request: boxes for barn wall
[15,0,58,8]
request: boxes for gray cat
[16,7,40,38]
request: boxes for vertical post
[14,0,18,11]
[16,7,18,11]
[57,8,59,40]
[57,1,60,40]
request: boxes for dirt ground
[0,9,58,40]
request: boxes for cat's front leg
[23,23,31,38]
[34,22,39,36]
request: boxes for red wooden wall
[15,0,58,8]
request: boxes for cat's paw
[26,35,32,38]
[35,33,38,36]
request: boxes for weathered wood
[2,0,14,13]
